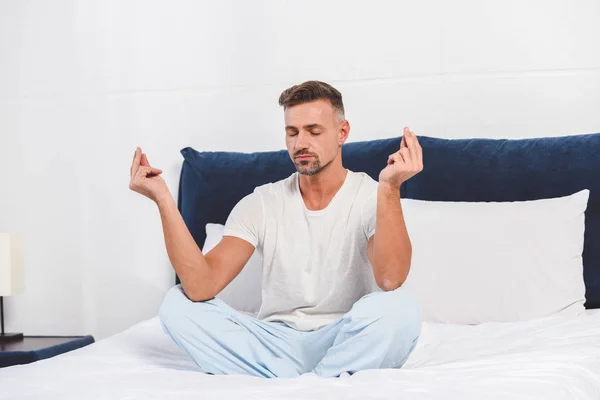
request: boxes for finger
[141,153,150,167]
[408,130,423,169]
[143,154,162,175]
[405,129,418,168]
[392,153,404,164]
[401,127,409,149]
[131,147,142,176]
[390,148,410,161]
[138,166,163,177]
[405,129,422,170]
[387,150,404,166]
[136,165,149,176]
[400,148,411,165]
[388,151,404,164]
[416,140,423,170]
[136,166,152,177]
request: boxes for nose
[294,132,310,153]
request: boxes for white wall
[1,0,598,340]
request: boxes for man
[129,81,423,378]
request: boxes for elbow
[377,263,411,292]
[180,262,218,302]
[182,285,217,303]
[379,277,404,292]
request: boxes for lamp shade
[0,233,24,296]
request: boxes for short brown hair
[278,80,345,118]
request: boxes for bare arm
[129,147,254,302]
[156,195,255,302]
[368,127,423,291]
[367,184,412,291]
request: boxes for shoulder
[349,170,378,197]
[254,172,298,199]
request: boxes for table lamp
[0,233,24,342]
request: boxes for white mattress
[1,310,600,400]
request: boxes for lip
[296,155,313,159]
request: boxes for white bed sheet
[1,310,600,400]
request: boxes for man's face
[284,99,346,176]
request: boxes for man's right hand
[129,147,169,204]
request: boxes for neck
[298,158,348,211]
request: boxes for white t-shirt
[223,169,381,331]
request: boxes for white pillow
[401,189,589,324]
[202,223,262,314]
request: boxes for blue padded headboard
[176,133,600,309]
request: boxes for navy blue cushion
[177,138,407,286]
[404,134,600,309]
[176,133,600,309]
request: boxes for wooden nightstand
[0,336,95,368]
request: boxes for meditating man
[129,80,424,378]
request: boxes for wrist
[155,192,175,210]
[378,181,401,198]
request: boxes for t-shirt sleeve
[223,190,264,248]
[361,188,378,241]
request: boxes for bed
[1,133,599,399]
[1,311,599,399]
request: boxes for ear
[338,120,350,146]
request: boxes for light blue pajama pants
[158,284,421,378]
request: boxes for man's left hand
[379,127,424,189]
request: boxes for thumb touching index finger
[131,147,142,176]
[401,133,408,149]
